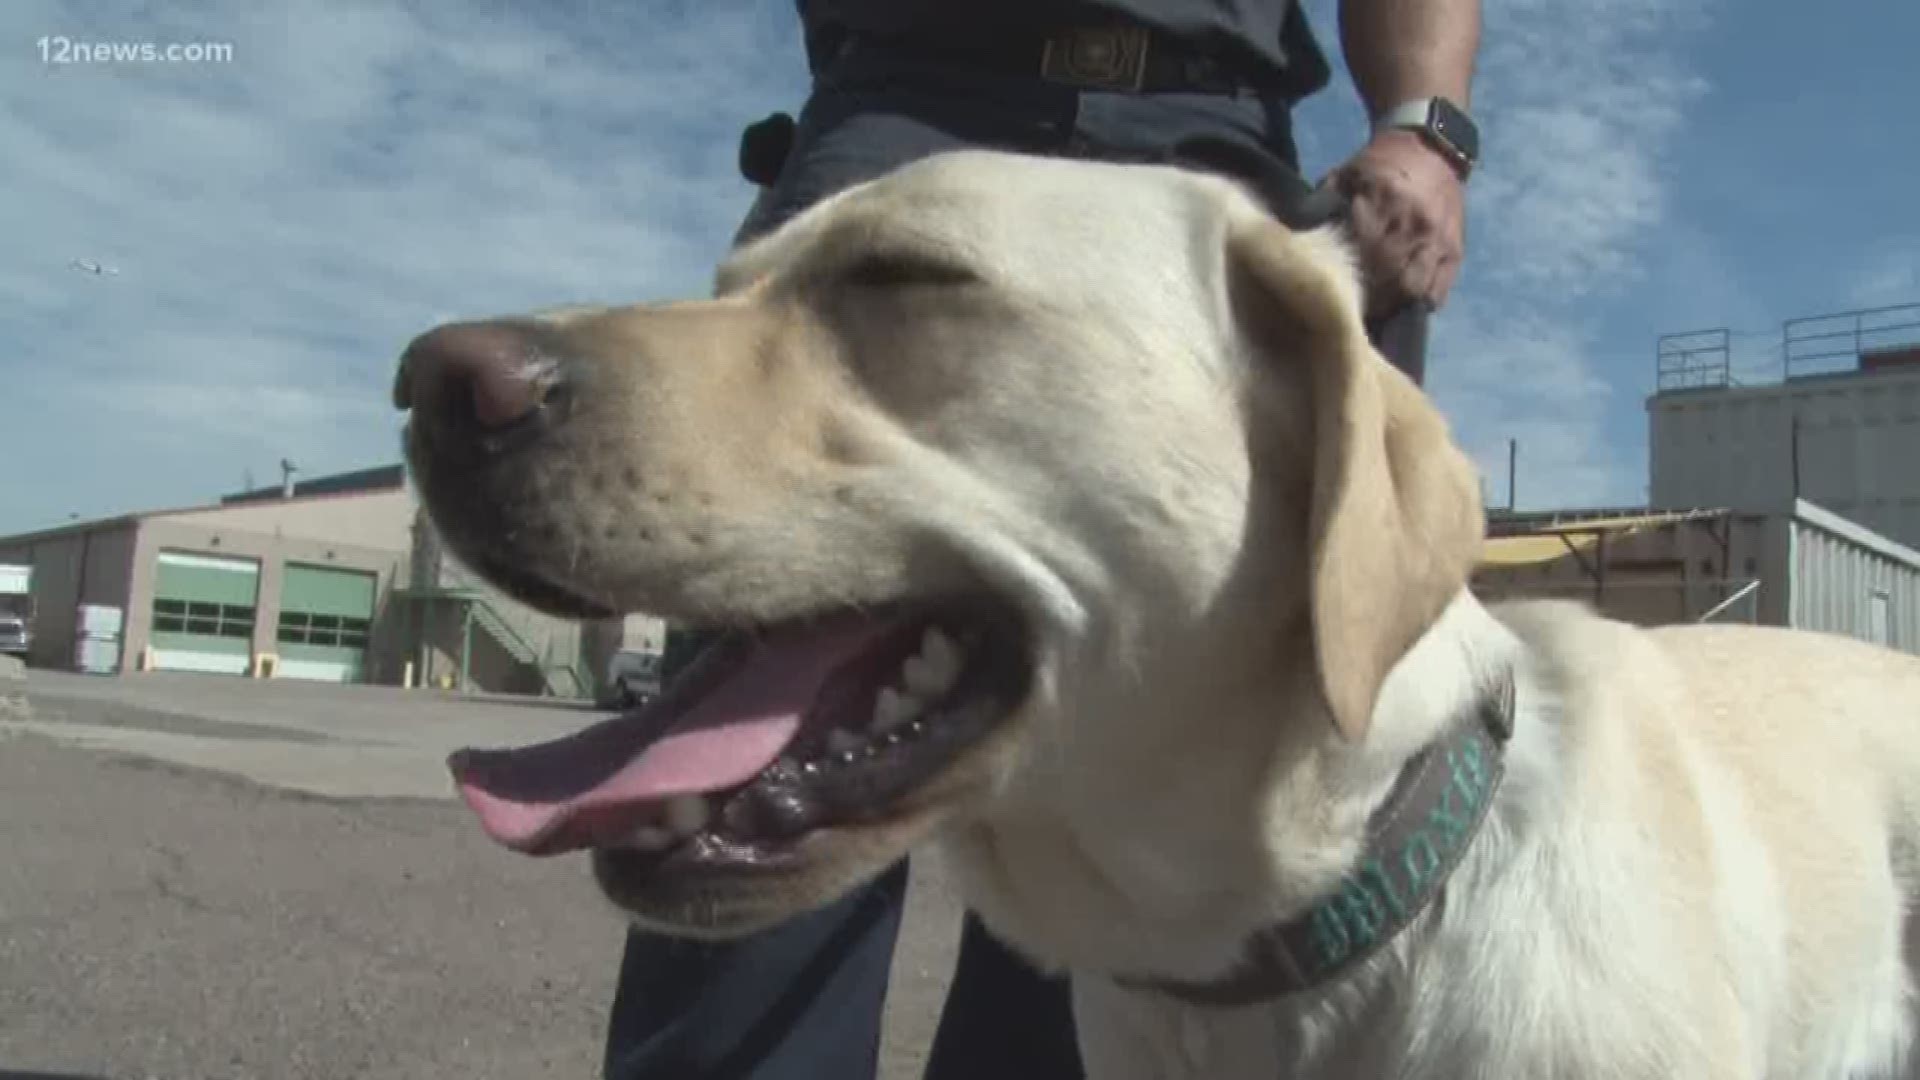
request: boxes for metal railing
[1656,300,1920,392]
[1696,579,1761,624]
[410,527,591,698]
[467,596,589,699]
[1474,577,1762,627]
[1783,302,1920,380]
[1655,327,1732,391]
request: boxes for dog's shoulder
[1482,598,1681,726]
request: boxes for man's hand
[1331,128,1467,315]
[1335,0,1481,315]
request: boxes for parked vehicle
[0,564,32,658]
[599,649,662,710]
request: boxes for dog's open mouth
[446,602,1033,879]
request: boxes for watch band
[1373,99,1436,133]
[1374,97,1478,177]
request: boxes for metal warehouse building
[1474,302,1920,652]
[1477,499,1920,654]
[0,465,661,695]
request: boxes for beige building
[1650,305,1920,550]
[1489,304,1920,652]
[1476,499,1919,654]
[0,465,663,697]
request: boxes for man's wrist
[1363,128,1470,190]
[1371,97,1478,180]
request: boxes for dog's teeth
[872,687,923,732]
[904,718,927,738]
[836,749,858,765]
[827,729,863,756]
[627,825,675,851]
[924,626,961,662]
[904,629,964,697]
[900,657,939,698]
[664,794,709,837]
[802,761,821,775]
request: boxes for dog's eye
[839,254,978,290]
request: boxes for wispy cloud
[1291,0,1716,508]
[10,0,1897,532]
[1,0,808,532]
[1431,307,1637,509]
[1426,0,1713,507]
[1847,250,1920,312]
[1466,0,1711,298]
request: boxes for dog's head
[397,151,1483,967]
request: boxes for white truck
[0,563,33,658]
[598,649,663,710]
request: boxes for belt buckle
[1041,25,1150,91]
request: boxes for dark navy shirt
[796,0,1331,99]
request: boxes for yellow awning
[1479,531,1603,568]
[1478,509,1694,569]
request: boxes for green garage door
[150,551,261,675]
[275,564,375,683]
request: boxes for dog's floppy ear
[1227,216,1485,742]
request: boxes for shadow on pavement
[1,1072,114,1080]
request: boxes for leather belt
[832,24,1283,95]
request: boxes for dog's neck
[1341,592,1522,786]
[1126,593,1519,1004]
[1257,591,1524,906]
[944,591,1534,991]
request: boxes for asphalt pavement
[5,670,1918,1078]
[0,671,961,1080]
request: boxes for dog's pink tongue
[448,616,898,856]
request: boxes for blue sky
[2,0,1915,535]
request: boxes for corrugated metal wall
[1475,502,1920,657]
[1786,513,1920,652]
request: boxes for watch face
[1429,98,1479,167]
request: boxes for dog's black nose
[394,321,571,454]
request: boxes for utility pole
[1507,438,1518,510]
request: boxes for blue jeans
[604,49,1302,1080]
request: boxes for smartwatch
[1374,97,1479,179]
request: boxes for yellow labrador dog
[396,150,1920,1078]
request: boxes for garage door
[149,551,260,675]
[274,564,375,683]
